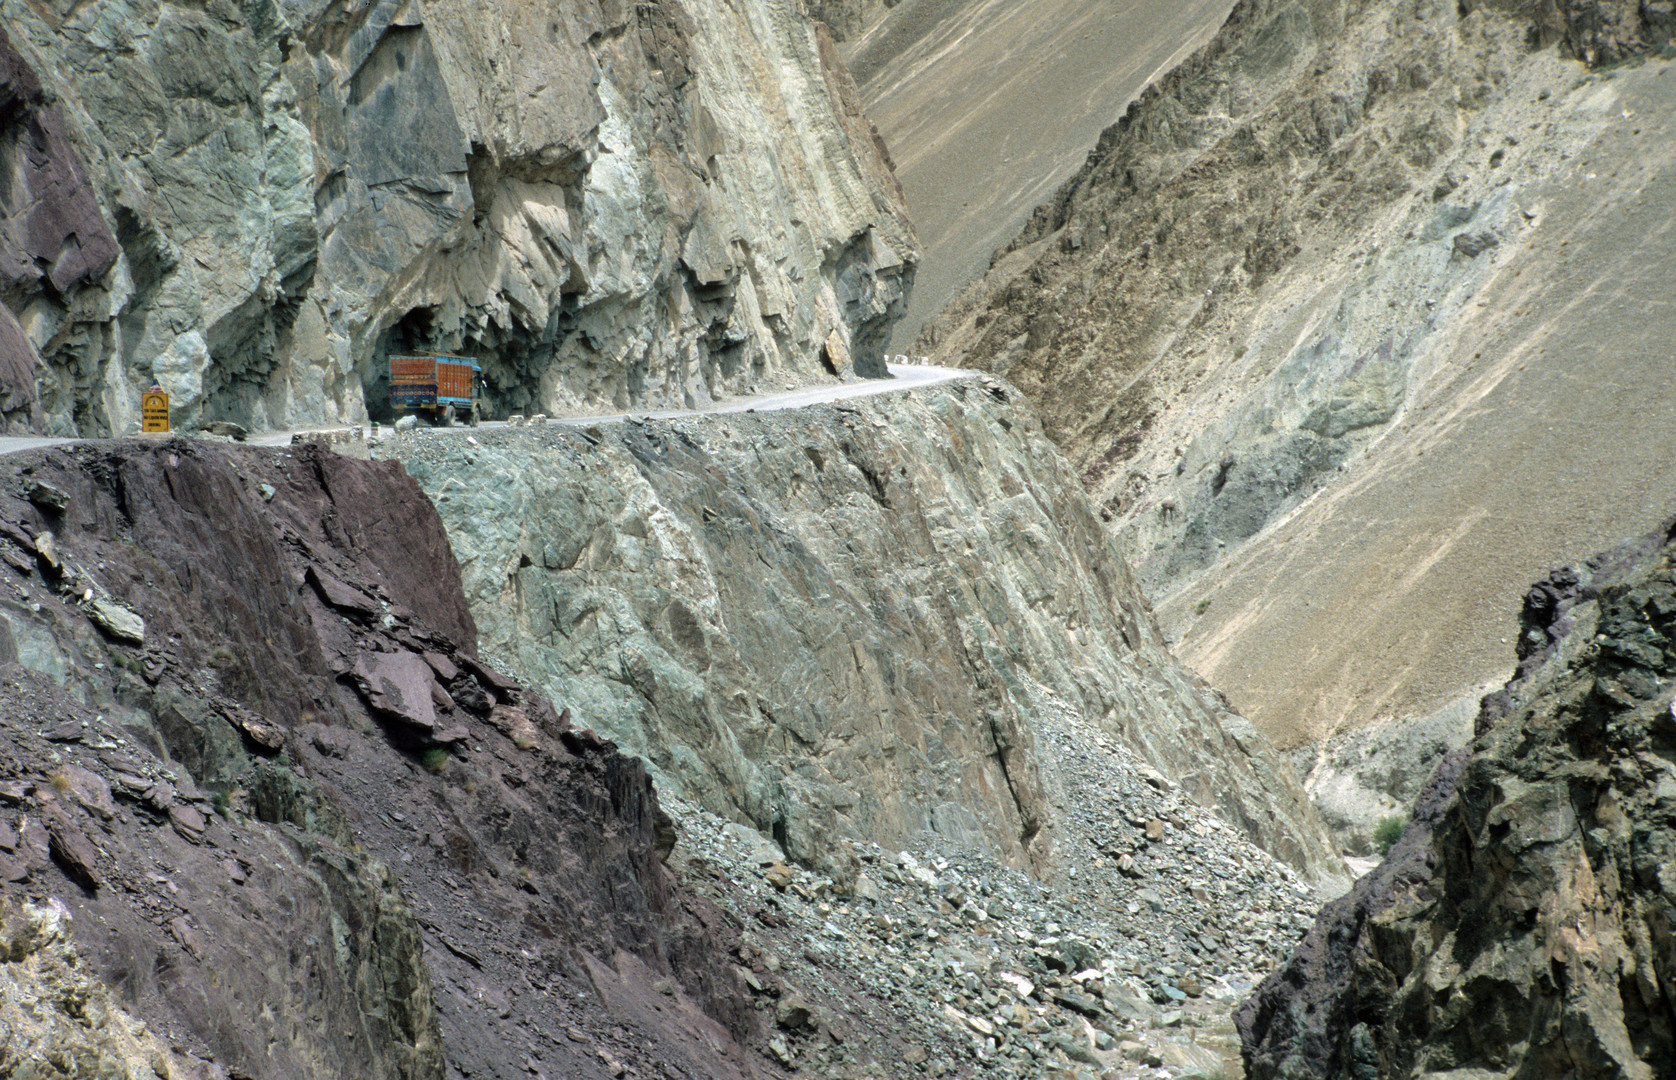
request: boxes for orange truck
[388,355,483,425]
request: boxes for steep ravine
[385,377,1343,892]
[918,0,1676,844]
[0,0,914,437]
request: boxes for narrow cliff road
[0,364,976,456]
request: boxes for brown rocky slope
[1238,514,1676,1079]
[0,439,774,1079]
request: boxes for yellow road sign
[141,388,170,433]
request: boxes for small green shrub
[1193,598,1212,616]
[1374,815,1406,855]
[419,747,450,774]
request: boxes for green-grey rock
[86,596,144,644]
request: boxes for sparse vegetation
[48,770,72,794]
[1374,814,1406,855]
[209,647,238,669]
[419,747,451,773]
[1194,597,1212,616]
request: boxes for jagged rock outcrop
[1238,516,1676,1079]
[390,378,1343,890]
[0,26,120,436]
[917,0,1676,779]
[0,0,914,436]
[0,896,194,1079]
[0,440,772,1079]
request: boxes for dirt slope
[1171,65,1676,753]
[847,0,1234,351]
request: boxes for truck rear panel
[388,355,480,411]
[435,360,475,405]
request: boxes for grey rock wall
[389,379,1343,889]
[0,0,915,436]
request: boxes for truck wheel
[441,405,456,427]
[469,405,480,427]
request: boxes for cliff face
[0,440,769,1080]
[0,0,914,437]
[1239,517,1676,1079]
[917,0,1676,785]
[391,378,1343,889]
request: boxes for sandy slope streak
[846,0,1235,351]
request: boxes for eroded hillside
[920,0,1676,842]
[844,0,1233,350]
[0,441,769,1079]
[0,0,913,436]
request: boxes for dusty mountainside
[1239,515,1676,1079]
[0,440,780,1079]
[919,0,1676,837]
[0,0,913,437]
[844,0,1232,351]
[384,377,1343,891]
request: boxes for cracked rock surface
[0,0,914,436]
[382,378,1344,893]
[1240,515,1676,1079]
[0,439,777,1080]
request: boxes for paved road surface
[0,364,978,456]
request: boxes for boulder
[353,651,439,733]
[86,597,144,644]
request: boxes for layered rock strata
[918,0,1676,776]
[0,0,914,436]
[1239,516,1676,1079]
[387,377,1342,889]
[0,440,770,1079]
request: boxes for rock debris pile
[664,694,1324,1080]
